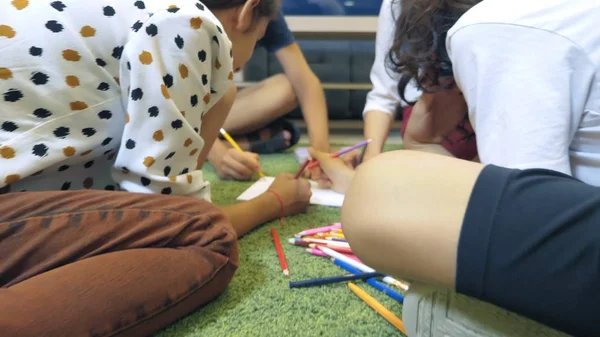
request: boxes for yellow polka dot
[189,148,198,156]
[0,68,12,80]
[65,75,80,88]
[11,0,28,10]
[0,25,16,39]
[179,64,189,79]
[203,93,211,104]
[0,146,15,159]
[190,17,203,29]
[215,58,221,70]
[139,51,153,65]
[80,25,96,37]
[184,138,193,147]
[80,150,93,156]
[169,176,177,182]
[4,174,20,185]
[63,146,76,157]
[114,77,120,85]
[161,84,171,99]
[62,49,81,62]
[186,174,193,184]
[70,101,88,111]
[143,156,155,168]
[153,130,164,141]
[180,110,186,117]
[168,5,177,9]
[126,113,130,124]
[228,71,234,80]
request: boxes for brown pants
[0,190,239,337]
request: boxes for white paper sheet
[237,176,344,207]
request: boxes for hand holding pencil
[306,147,358,194]
[218,128,264,180]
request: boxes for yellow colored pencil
[220,128,264,178]
[348,282,407,335]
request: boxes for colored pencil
[305,247,361,262]
[317,246,410,291]
[220,128,264,178]
[289,272,384,289]
[271,227,289,277]
[288,238,312,247]
[298,238,350,248]
[333,258,404,303]
[294,158,311,179]
[309,243,353,255]
[327,237,348,243]
[348,282,407,334]
[307,139,372,169]
[296,223,342,237]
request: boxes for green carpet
[157,146,406,337]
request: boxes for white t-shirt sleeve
[112,5,233,199]
[362,0,420,116]
[448,23,594,174]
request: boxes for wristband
[267,189,285,224]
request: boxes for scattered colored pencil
[289,272,384,289]
[298,238,350,248]
[294,158,311,179]
[348,282,407,335]
[271,227,289,277]
[317,246,409,291]
[307,139,372,169]
[296,223,342,237]
[305,247,361,262]
[288,238,312,247]
[220,128,264,178]
[310,243,353,255]
[333,258,404,303]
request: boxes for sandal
[246,119,300,154]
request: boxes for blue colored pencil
[332,258,405,303]
[289,272,384,289]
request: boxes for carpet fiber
[157,147,405,337]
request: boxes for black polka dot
[105,185,116,191]
[96,58,107,67]
[198,50,206,62]
[171,120,183,130]
[134,1,145,9]
[98,110,112,120]
[104,149,113,155]
[131,20,143,32]
[97,82,110,91]
[58,165,70,172]
[29,46,43,56]
[32,143,49,157]
[193,127,199,133]
[84,160,94,168]
[230,48,233,58]
[61,182,71,190]
[3,89,23,102]
[125,139,136,149]
[196,3,204,10]
[165,152,176,160]
[53,126,70,138]
[45,20,64,33]
[82,128,96,137]
[174,35,184,49]
[212,36,219,45]
[83,178,94,189]
[167,7,179,13]
[201,74,208,86]
[163,74,174,88]
[101,137,112,146]
[131,88,143,101]
[180,168,189,174]
[161,187,172,195]
[50,1,66,11]
[210,88,217,94]
[33,108,52,118]
[127,62,131,70]
[112,46,124,60]
[1,121,18,132]
[31,72,49,85]
[216,26,223,34]
[122,167,130,174]
[148,106,159,117]
[190,95,198,107]
[146,24,158,37]
[141,177,151,186]
[161,166,172,177]
[103,6,116,16]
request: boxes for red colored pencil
[271,227,289,277]
[294,158,311,179]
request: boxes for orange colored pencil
[294,158,311,179]
[348,282,407,335]
[271,227,289,277]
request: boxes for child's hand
[307,148,356,194]
[216,148,261,181]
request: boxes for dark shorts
[457,165,600,337]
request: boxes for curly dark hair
[388,0,481,104]
[202,0,279,23]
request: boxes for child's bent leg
[0,190,238,337]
